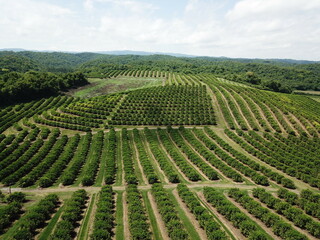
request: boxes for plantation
[0,67,320,240]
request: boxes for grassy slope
[70,76,162,98]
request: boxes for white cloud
[0,0,319,60]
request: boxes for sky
[0,0,319,60]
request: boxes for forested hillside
[1,51,320,93]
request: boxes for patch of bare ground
[122,191,130,240]
[63,82,99,96]
[172,189,208,240]
[147,191,170,240]
[196,191,244,240]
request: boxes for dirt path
[122,191,130,240]
[225,193,280,240]
[147,191,170,240]
[0,183,278,194]
[197,191,244,240]
[203,82,227,128]
[172,189,208,240]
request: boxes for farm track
[196,191,244,240]
[172,189,208,240]
[0,183,277,194]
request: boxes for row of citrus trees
[225,128,320,189]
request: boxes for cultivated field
[0,71,319,240]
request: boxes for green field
[69,76,163,98]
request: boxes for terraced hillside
[0,72,319,240]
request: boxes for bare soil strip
[1,183,278,194]
[147,191,170,240]
[122,191,130,240]
[172,189,208,240]
[197,191,244,240]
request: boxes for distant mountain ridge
[0,48,318,64]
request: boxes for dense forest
[0,71,87,104]
[0,51,319,104]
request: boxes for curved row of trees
[158,128,201,181]
[204,187,270,239]
[252,188,320,238]
[228,188,308,240]
[204,127,295,188]
[13,194,60,239]
[143,128,180,183]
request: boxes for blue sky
[0,0,319,60]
